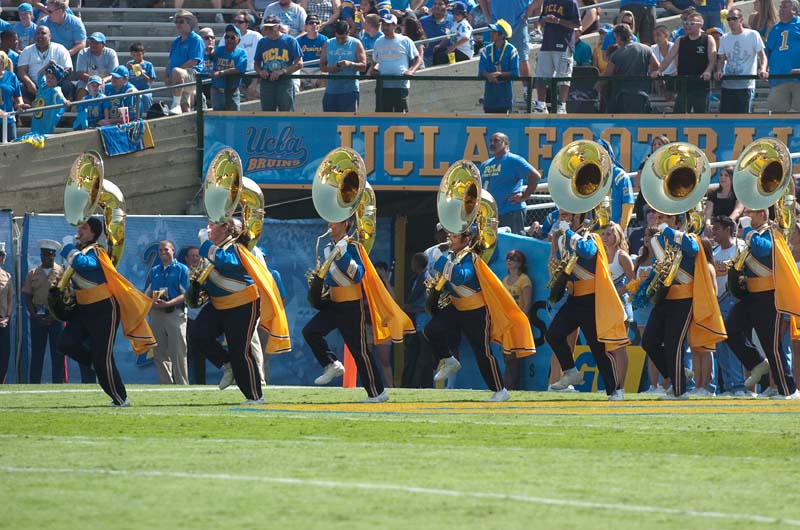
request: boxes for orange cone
[342,345,357,388]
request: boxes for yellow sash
[771,228,800,340]
[473,255,536,357]
[593,235,630,347]
[356,244,415,344]
[95,247,157,355]
[235,245,292,354]
[686,233,727,352]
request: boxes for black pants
[58,297,127,405]
[402,330,436,388]
[186,309,208,385]
[0,324,9,384]
[303,298,384,398]
[545,294,619,395]
[673,86,708,113]
[725,290,797,396]
[188,300,261,400]
[375,87,409,112]
[424,304,503,392]
[642,297,693,396]
[29,318,65,384]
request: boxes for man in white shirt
[17,25,73,101]
[368,13,421,112]
[263,0,307,36]
[714,7,768,113]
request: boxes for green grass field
[1,386,799,530]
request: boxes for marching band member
[303,217,413,403]
[58,217,156,407]
[424,228,535,402]
[193,217,290,404]
[724,208,800,399]
[545,210,630,400]
[640,210,726,400]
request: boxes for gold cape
[95,246,156,355]
[236,244,292,354]
[473,255,536,357]
[686,233,727,352]
[771,228,800,340]
[356,244,415,344]
[593,234,630,347]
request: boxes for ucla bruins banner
[203,113,800,189]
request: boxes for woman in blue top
[0,51,27,142]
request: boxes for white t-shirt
[452,19,473,59]
[718,28,764,90]
[18,42,73,81]
[650,42,676,76]
[712,240,744,297]
[238,29,262,71]
[263,2,307,37]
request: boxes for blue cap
[451,1,468,14]
[599,24,613,33]
[225,23,241,37]
[88,32,107,43]
[87,75,102,85]
[18,3,33,13]
[110,65,129,78]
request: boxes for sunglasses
[175,19,191,25]
[234,19,247,23]
[203,35,215,40]
[726,16,741,21]
[506,256,521,262]
[684,21,702,26]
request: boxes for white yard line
[1,465,798,526]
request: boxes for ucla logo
[32,96,46,119]
[244,126,310,171]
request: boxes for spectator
[210,24,248,110]
[126,42,156,116]
[358,13,383,62]
[765,0,800,113]
[633,225,665,393]
[99,65,137,125]
[17,25,72,102]
[175,0,226,24]
[478,19,518,113]
[598,138,635,231]
[40,0,85,57]
[749,0,780,41]
[445,1,472,62]
[601,221,635,391]
[596,23,658,114]
[0,242,12,384]
[480,0,535,100]
[535,0,580,114]
[320,19,366,111]
[13,3,37,50]
[715,8,768,114]
[300,0,341,37]
[145,240,189,385]
[592,24,611,73]
[0,31,18,70]
[198,26,215,108]
[578,0,599,35]
[231,11,261,101]
[694,0,732,31]
[401,15,426,62]
[30,62,67,134]
[74,32,118,101]
[22,239,65,384]
[704,165,743,231]
[660,0,695,16]
[263,0,308,36]
[573,35,592,66]
[373,260,395,387]
[165,9,204,115]
[297,14,328,90]
[502,249,532,390]
[0,51,26,141]
[601,10,637,62]
[628,205,656,256]
[368,13,421,112]
[420,0,453,67]
[669,7,698,41]
[254,14,303,111]
[222,0,258,22]
[72,74,103,130]
[182,246,208,384]
[401,252,434,388]
[652,12,716,114]
[619,0,656,44]
[479,131,542,235]
[650,24,676,100]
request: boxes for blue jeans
[499,210,525,235]
[715,294,746,393]
[260,78,295,111]
[211,87,242,111]
[720,88,754,114]
[2,119,16,142]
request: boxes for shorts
[509,23,530,60]
[180,67,198,103]
[535,50,573,86]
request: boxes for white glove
[738,216,751,230]
[62,235,76,248]
[198,228,209,244]
[657,223,669,233]
[335,238,349,258]
[557,220,570,233]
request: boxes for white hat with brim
[39,239,61,252]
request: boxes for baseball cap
[599,24,614,33]
[88,32,107,43]
[306,14,321,24]
[451,1,468,15]
[706,27,724,35]
[488,19,512,38]
[87,75,102,85]
[381,13,398,24]
[225,23,241,36]
[110,65,129,78]
[262,14,280,27]
[18,3,33,13]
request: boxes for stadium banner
[203,113,800,189]
[18,214,394,386]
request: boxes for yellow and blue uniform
[303,239,386,398]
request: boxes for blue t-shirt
[30,84,65,134]
[358,30,383,53]
[0,71,22,123]
[480,151,534,216]
[419,14,454,60]
[602,30,638,50]
[297,33,328,65]
[0,19,10,32]
[211,45,248,89]
[168,32,205,75]
[573,39,592,66]
[326,36,361,93]
[540,0,579,52]
[254,34,303,73]
[72,91,105,130]
[7,49,19,70]
[126,60,157,90]
[41,13,86,50]
[13,22,37,50]
[103,81,138,120]
[610,167,635,224]
[766,16,800,86]
[490,0,532,33]
[477,40,519,111]
[146,259,190,301]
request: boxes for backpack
[146,101,171,120]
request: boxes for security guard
[725,208,800,399]
[22,239,65,384]
[58,218,156,406]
